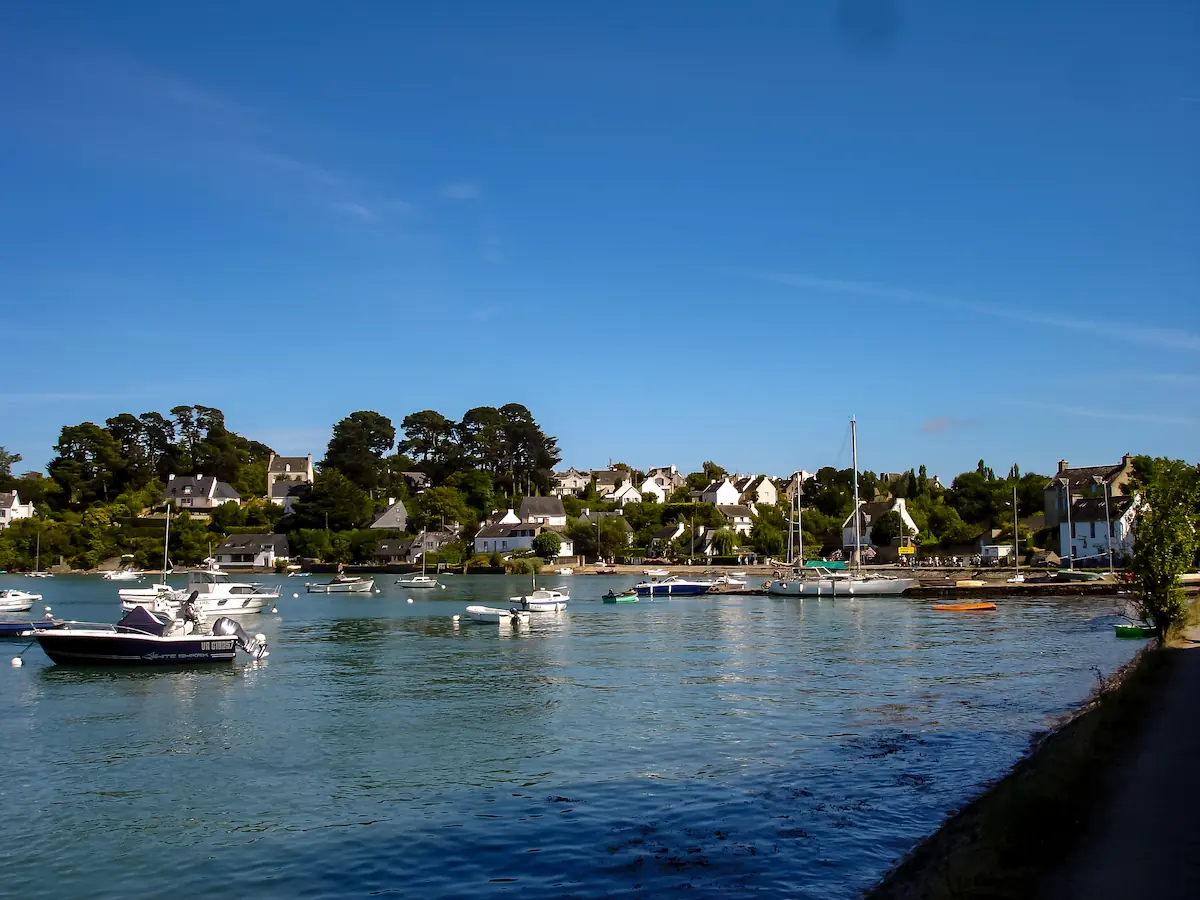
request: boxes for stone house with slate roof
[519,496,567,526]
[215,533,289,569]
[473,522,574,558]
[699,478,740,506]
[552,467,590,498]
[163,474,240,511]
[1044,455,1135,530]
[716,505,755,536]
[1061,494,1140,565]
[265,454,313,512]
[369,498,408,531]
[732,475,777,507]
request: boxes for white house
[265,454,313,511]
[733,475,777,507]
[473,523,574,558]
[494,508,522,525]
[0,490,35,529]
[842,498,920,552]
[369,498,409,530]
[519,496,568,526]
[163,474,241,511]
[700,478,741,506]
[591,469,625,496]
[214,533,289,569]
[716,505,755,536]
[638,476,667,503]
[645,465,685,494]
[552,468,591,498]
[605,480,643,506]
[1061,495,1139,566]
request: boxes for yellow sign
[898,546,916,556]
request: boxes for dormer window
[183,485,193,495]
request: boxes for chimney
[1057,459,1069,474]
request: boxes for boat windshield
[190,571,232,585]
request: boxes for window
[1090,522,1096,539]
[502,541,508,549]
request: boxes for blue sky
[2,1,1197,483]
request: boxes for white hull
[307,579,375,594]
[121,594,270,616]
[102,570,144,582]
[643,568,669,577]
[464,605,530,625]
[554,568,574,576]
[0,590,41,612]
[510,588,569,612]
[767,576,916,597]
[396,576,438,588]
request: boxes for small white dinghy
[0,589,41,612]
[464,605,530,625]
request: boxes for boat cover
[116,605,170,636]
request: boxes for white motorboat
[121,565,279,616]
[554,567,574,576]
[464,605,530,625]
[634,576,714,596]
[102,569,145,582]
[511,588,569,613]
[730,571,748,577]
[643,567,669,577]
[306,577,375,594]
[715,574,747,589]
[0,589,41,612]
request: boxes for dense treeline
[4,402,1185,572]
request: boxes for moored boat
[0,589,41,612]
[643,567,669,577]
[634,576,714,596]
[932,602,998,612]
[464,605,530,625]
[306,577,375,594]
[602,589,638,603]
[767,568,917,597]
[30,603,268,666]
[1114,622,1155,638]
[121,565,279,615]
[396,574,439,589]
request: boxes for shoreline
[864,642,1178,899]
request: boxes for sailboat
[769,418,918,597]
[395,531,439,588]
[26,532,53,578]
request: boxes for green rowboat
[602,589,638,603]
[1114,623,1155,638]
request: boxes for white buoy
[255,633,266,642]
[439,584,446,590]
[11,657,22,668]
[292,593,299,599]
[375,589,381,594]
[407,598,414,604]
[44,606,51,612]
[271,606,279,613]
[452,615,460,622]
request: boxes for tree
[324,411,396,494]
[568,516,629,560]
[532,531,562,560]
[1129,458,1200,640]
[711,528,738,557]
[412,486,473,531]
[289,470,373,531]
[870,510,907,546]
[751,523,784,558]
[0,446,22,478]
[399,410,456,473]
[48,422,126,506]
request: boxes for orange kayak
[932,602,998,612]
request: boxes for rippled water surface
[1,574,1140,898]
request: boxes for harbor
[2,571,1151,899]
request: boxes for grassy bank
[865,644,1175,900]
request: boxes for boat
[602,589,638,603]
[464,605,530,625]
[643,567,669,577]
[955,579,986,588]
[395,574,439,589]
[102,568,145,581]
[768,419,917,598]
[0,589,41,612]
[715,574,747,589]
[730,571,747,577]
[932,602,998,612]
[0,620,55,638]
[1114,622,1155,638]
[26,532,53,578]
[306,576,375,594]
[29,601,268,666]
[634,576,714,596]
[121,563,279,615]
[396,532,440,588]
[511,574,569,612]
[554,567,574,576]
[767,567,914,597]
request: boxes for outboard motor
[211,616,269,660]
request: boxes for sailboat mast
[162,504,172,576]
[851,417,860,572]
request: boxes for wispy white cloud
[441,181,480,201]
[22,54,407,225]
[749,271,1200,353]
[1013,400,1199,427]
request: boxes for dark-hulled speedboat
[30,603,268,666]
